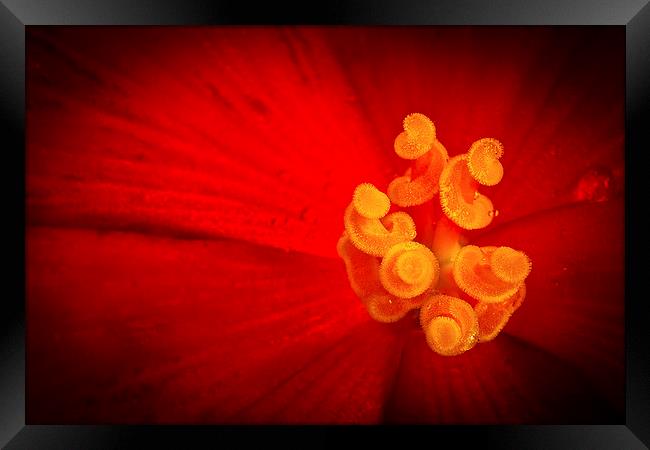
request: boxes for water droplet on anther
[494,210,499,217]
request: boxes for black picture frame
[2,1,649,448]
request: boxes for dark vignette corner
[0,0,26,449]
[626,0,650,447]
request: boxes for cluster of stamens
[337,113,532,356]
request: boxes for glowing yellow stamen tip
[394,131,427,160]
[420,295,479,356]
[403,113,436,152]
[396,253,427,284]
[365,293,409,323]
[452,245,522,303]
[428,317,462,351]
[475,283,526,342]
[490,246,532,284]
[467,138,504,186]
[344,204,416,257]
[379,241,440,299]
[439,155,495,230]
[352,183,391,219]
[388,139,449,207]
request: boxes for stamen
[337,115,531,355]
[403,112,436,153]
[336,233,381,298]
[353,183,391,219]
[388,139,449,207]
[337,232,431,320]
[490,246,532,284]
[475,283,526,342]
[439,155,495,230]
[394,131,427,160]
[467,138,504,186]
[365,293,410,323]
[420,295,479,356]
[379,241,440,299]
[452,245,523,303]
[344,203,416,257]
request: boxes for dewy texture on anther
[337,113,532,356]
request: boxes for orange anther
[353,183,391,219]
[379,241,440,299]
[388,139,449,207]
[420,295,479,356]
[344,203,416,257]
[475,283,526,342]
[467,138,504,186]
[452,245,524,303]
[439,155,495,230]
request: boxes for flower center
[338,113,532,355]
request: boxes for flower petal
[472,199,624,413]
[328,27,624,224]
[384,332,618,423]
[225,320,407,423]
[27,227,400,423]
[27,27,399,259]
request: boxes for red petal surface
[27,27,624,257]
[327,27,624,225]
[27,27,394,258]
[27,227,403,423]
[473,199,625,414]
[385,331,616,423]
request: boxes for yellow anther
[427,317,462,352]
[452,245,523,303]
[467,138,504,186]
[420,294,479,356]
[475,283,526,342]
[365,293,410,323]
[490,246,532,284]
[403,113,436,153]
[439,155,495,230]
[388,139,449,207]
[344,203,416,257]
[394,131,427,160]
[379,241,440,299]
[353,183,391,219]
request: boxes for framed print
[2,0,649,448]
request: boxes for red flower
[26,26,624,424]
